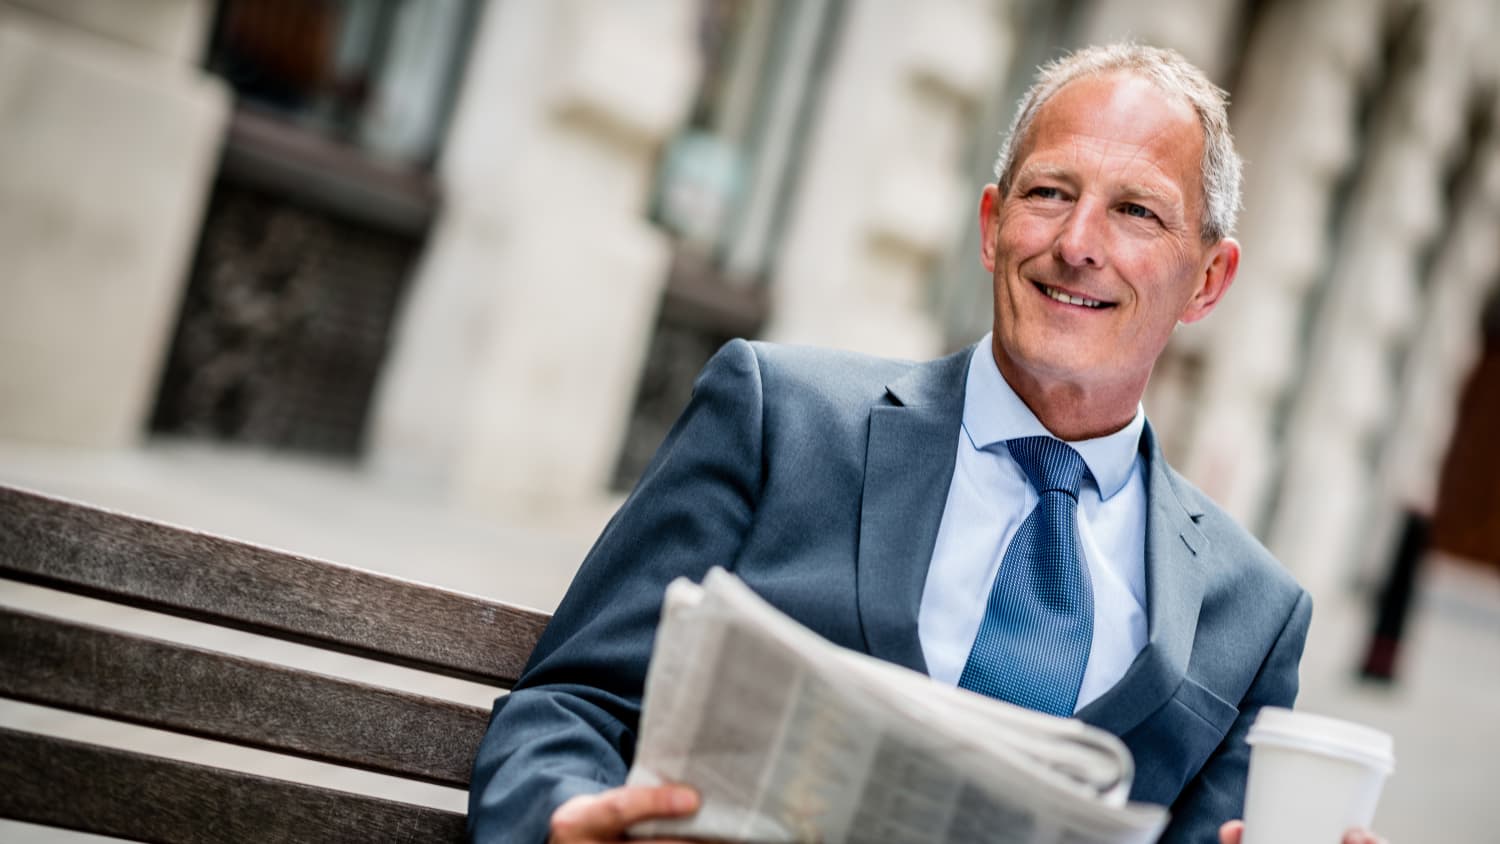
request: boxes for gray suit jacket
[469,339,1312,844]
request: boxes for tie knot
[1006,436,1089,498]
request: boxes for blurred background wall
[2,0,1498,841]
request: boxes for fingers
[549,785,700,843]
[1217,822,1386,844]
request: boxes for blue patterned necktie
[957,436,1094,716]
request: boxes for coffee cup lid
[1246,708,1395,773]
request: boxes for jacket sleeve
[467,339,766,844]
[1158,590,1313,844]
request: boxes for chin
[1001,343,1097,382]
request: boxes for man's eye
[1028,186,1062,200]
[1121,202,1156,220]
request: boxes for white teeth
[1040,284,1106,308]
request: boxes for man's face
[981,71,1238,403]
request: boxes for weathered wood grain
[0,606,491,787]
[0,727,467,843]
[0,483,550,686]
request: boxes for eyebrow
[1012,163,1183,210]
[1011,163,1071,187]
[1119,184,1180,209]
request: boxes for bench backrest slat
[0,485,549,686]
[0,727,467,843]
[0,606,491,787]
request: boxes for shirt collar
[961,333,1144,500]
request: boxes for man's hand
[548,785,701,843]
[1218,820,1388,844]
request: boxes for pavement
[1,439,1495,842]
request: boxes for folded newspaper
[626,568,1169,844]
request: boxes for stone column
[0,0,227,446]
[1353,2,1500,578]
[1266,3,1485,596]
[368,0,698,515]
[1359,136,1500,577]
[1180,0,1385,534]
[766,0,1011,361]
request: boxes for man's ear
[979,184,1003,273]
[1180,237,1240,324]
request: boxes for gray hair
[993,43,1243,242]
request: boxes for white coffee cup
[1242,707,1394,844]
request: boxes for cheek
[1127,275,1201,336]
[997,214,1057,258]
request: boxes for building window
[650,0,840,284]
[614,0,842,489]
[150,0,479,457]
[206,0,479,165]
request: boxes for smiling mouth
[1033,281,1115,309]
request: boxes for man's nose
[1054,200,1105,268]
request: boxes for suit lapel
[1077,423,1207,736]
[855,347,970,674]
[853,353,1209,727]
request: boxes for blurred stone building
[3,0,1499,611]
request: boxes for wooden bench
[0,483,552,842]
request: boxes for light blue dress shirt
[918,335,1150,712]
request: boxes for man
[469,44,1381,844]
